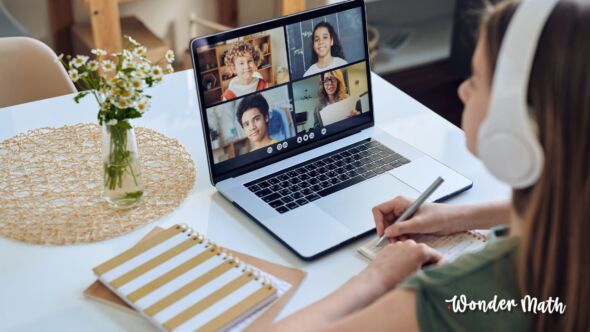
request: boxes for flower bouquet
[59,36,175,208]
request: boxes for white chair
[0,37,76,108]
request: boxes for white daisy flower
[138,63,150,73]
[87,60,99,71]
[165,50,175,63]
[91,48,107,57]
[150,65,163,78]
[122,60,136,70]
[119,89,134,100]
[116,99,129,108]
[102,60,115,72]
[106,119,118,126]
[133,46,147,57]
[132,70,146,79]
[131,78,145,89]
[71,55,89,68]
[68,69,80,82]
[136,98,150,113]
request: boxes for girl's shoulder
[332,57,348,67]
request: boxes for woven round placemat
[0,123,196,245]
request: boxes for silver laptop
[189,0,471,260]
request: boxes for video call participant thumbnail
[314,69,359,128]
[222,42,268,101]
[304,22,348,77]
[236,93,277,150]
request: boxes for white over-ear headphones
[477,0,559,189]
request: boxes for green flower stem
[104,122,139,191]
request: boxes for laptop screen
[190,0,372,182]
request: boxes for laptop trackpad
[315,174,421,234]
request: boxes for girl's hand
[358,240,443,294]
[372,196,468,239]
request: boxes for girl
[313,69,359,129]
[304,22,348,77]
[273,1,589,331]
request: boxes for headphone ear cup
[478,115,544,189]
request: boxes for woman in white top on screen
[303,22,348,77]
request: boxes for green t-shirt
[398,235,531,331]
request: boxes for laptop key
[255,188,271,197]
[279,188,292,196]
[292,192,304,199]
[296,198,309,206]
[269,199,284,209]
[317,175,365,197]
[262,193,281,203]
[258,181,270,188]
[363,171,377,178]
[282,196,294,203]
[247,184,261,192]
[286,202,299,210]
[305,193,321,202]
[268,177,280,185]
[276,206,290,214]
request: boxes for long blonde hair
[483,1,590,330]
[318,69,348,105]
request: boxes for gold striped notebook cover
[93,224,279,332]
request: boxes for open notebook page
[358,231,489,262]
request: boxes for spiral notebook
[358,231,489,261]
[93,224,289,332]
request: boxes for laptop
[189,0,472,260]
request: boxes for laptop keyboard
[244,140,410,214]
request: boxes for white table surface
[0,70,510,331]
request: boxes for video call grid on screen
[191,1,375,180]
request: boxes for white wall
[3,0,51,44]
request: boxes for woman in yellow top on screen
[222,41,269,101]
[314,69,360,129]
[304,22,348,77]
[237,93,277,151]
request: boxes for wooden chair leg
[87,0,122,53]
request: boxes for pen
[375,176,445,247]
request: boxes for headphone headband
[477,0,559,189]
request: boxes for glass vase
[101,121,144,208]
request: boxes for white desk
[0,70,510,331]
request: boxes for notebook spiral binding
[178,224,275,288]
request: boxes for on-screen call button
[309,132,315,139]
[321,128,327,135]
[276,143,283,151]
[303,134,309,141]
[267,146,273,154]
[282,142,288,149]
[297,136,303,144]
